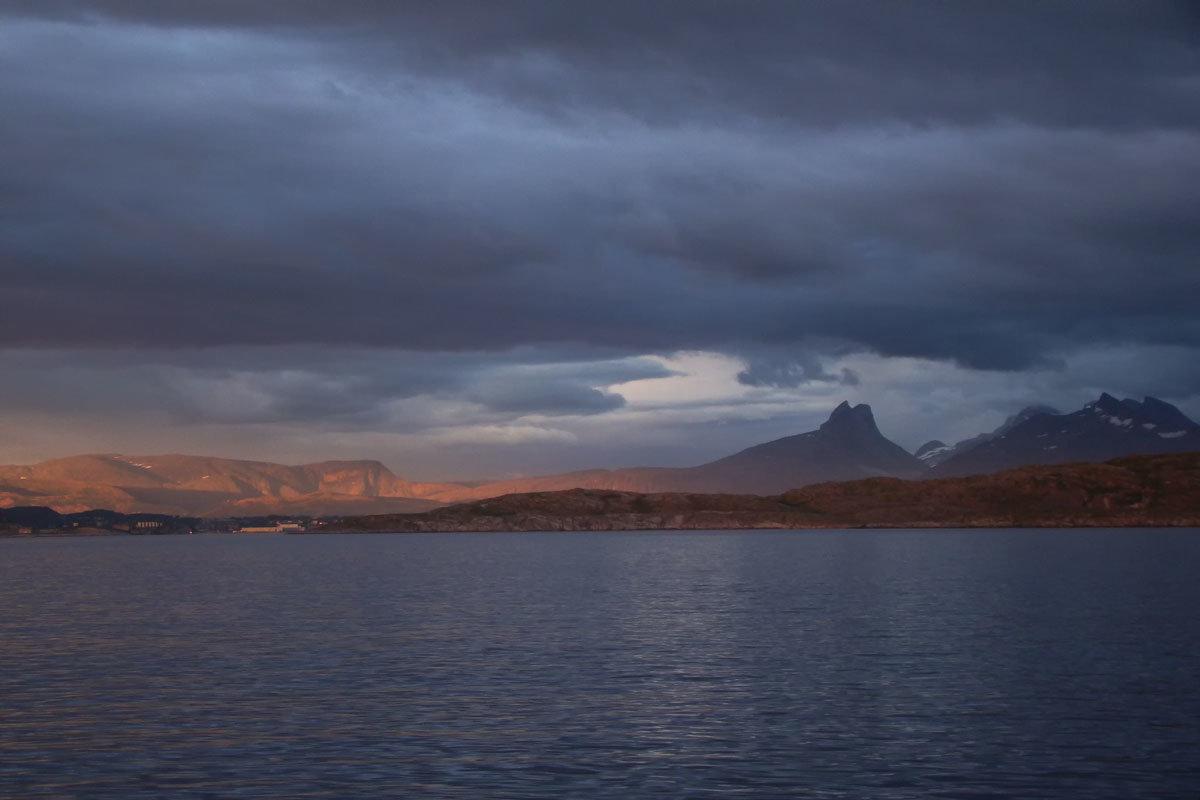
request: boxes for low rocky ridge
[331,451,1200,532]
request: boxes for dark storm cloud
[1,1,1198,376]
[465,381,623,416]
[7,0,1199,128]
[0,348,672,426]
[738,364,861,390]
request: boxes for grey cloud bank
[1,2,1198,475]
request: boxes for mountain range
[1,394,1196,516]
[0,455,456,517]
[927,394,1200,477]
[915,404,1061,467]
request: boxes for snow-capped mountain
[915,404,1060,467]
[931,394,1200,477]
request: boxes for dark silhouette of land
[330,452,1200,532]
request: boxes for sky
[1,1,1198,481]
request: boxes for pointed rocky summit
[432,400,929,501]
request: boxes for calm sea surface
[2,529,1199,799]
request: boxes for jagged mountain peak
[429,399,928,502]
[1079,394,1198,432]
[1087,392,1128,415]
[1113,396,1197,431]
[820,401,879,435]
[933,393,1200,477]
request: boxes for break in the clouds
[1,2,1198,475]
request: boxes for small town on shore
[0,507,323,537]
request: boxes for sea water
[2,529,1198,798]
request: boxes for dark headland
[328,451,1200,532]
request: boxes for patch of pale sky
[607,352,747,406]
[419,423,578,447]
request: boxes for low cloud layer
[1,3,1198,474]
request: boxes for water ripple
[2,529,1199,798]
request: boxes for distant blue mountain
[915,404,1060,467]
[930,394,1200,477]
